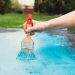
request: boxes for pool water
[0,29,75,75]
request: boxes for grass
[0,13,58,28]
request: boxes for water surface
[0,28,75,75]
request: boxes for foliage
[0,0,11,14]
[11,0,22,13]
[35,0,75,14]
[0,0,75,14]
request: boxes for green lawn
[0,13,58,28]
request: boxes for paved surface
[0,28,21,33]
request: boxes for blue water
[0,29,75,75]
[17,50,36,60]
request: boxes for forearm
[44,10,75,29]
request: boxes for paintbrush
[17,0,35,60]
[17,15,36,60]
[22,15,34,53]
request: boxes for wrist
[42,21,53,29]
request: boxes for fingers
[23,22,27,32]
[23,22,35,34]
[26,26,42,33]
[26,27,36,33]
[23,20,36,32]
[23,20,41,33]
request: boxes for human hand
[23,20,47,33]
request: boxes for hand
[23,20,47,33]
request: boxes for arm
[24,10,75,32]
[45,10,75,29]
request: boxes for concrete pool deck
[0,28,75,75]
[0,28,21,33]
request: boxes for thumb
[26,27,36,33]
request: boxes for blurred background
[0,0,75,28]
[0,0,75,14]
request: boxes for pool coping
[0,28,23,33]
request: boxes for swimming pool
[0,28,75,75]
